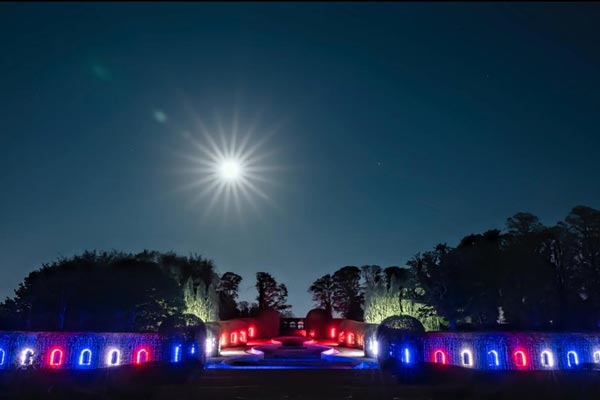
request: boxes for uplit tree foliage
[183,275,219,322]
[362,265,396,323]
[362,265,443,330]
[399,299,443,331]
[363,290,401,324]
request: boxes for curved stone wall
[8,313,599,372]
[421,331,600,370]
[374,325,600,371]
[0,329,206,370]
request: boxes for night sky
[1,2,600,315]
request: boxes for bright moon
[177,115,278,218]
[218,159,243,181]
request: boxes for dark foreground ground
[2,364,600,400]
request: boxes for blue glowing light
[173,345,181,363]
[567,351,579,367]
[0,348,5,366]
[78,349,92,366]
[190,344,196,355]
[487,350,499,367]
[402,347,410,364]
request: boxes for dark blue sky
[1,2,599,315]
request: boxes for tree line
[2,204,598,332]
[308,205,600,331]
[0,250,291,331]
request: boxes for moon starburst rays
[176,121,278,218]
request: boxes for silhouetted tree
[383,266,408,291]
[563,205,600,328]
[1,250,233,331]
[305,206,600,331]
[255,272,291,313]
[506,212,544,235]
[332,266,364,320]
[408,244,465,330]
[238,301,260,318]
[539,223,574,328]
[218,272,242,320]
[501,214,557,329]
[360,265,383,290]
[308,274,335,316]
[405,207,600,331]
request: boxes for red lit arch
[433,350,447,365]
[513,350,527,368]
[135,348,149,364]
[49,348,64,367]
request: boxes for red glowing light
[231,332,238,345]
[433,350,447,364]
[330,327,336,339]
[248,326,256,338]
[49,348,64,367]
[240,331,247,343]
[347,333,355,345]
[513,350,527,367]
[135,348,149,364]
[309,329,316,338]
[220,333,227,346]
